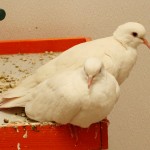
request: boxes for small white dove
[1,22,149,100]
[0,57,120,128]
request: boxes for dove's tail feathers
[0,96,30,108]
[2,87,29,99]
[2,74,37,99]
[0,74,40,109]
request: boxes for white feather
[0,58,120,128]
[0,22,148,100]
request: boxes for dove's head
[113,22,150,49]
[84,57,104,89]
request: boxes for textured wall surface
[0,1,150,149]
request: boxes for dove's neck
[116,37,138,49]
[113,32,138,49]
[114,37,128,49]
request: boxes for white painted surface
[0,1,150,149]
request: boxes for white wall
[1,1,150,149]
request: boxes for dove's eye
[132,32,138,37]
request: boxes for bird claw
[68,124,79,143]
[101,119,110,126]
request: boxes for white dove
[0,57,120,128]
[1,22,149,100]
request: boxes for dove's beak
[141,38,150,49]
[88,76,93,89]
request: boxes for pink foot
[68,124,79,143]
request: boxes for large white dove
[0,57,120,128]
[1,22,149,100]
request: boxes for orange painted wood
[0,37,108,149]
[0,37,89,54]
[0,123,102,150]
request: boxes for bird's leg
[101,118,110,126]
[68,124,79,143]
[93,123,101,139]
[94,119,110,140]
[94,126,99,139]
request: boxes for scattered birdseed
[17,143,21,150]
[39,57,44,60]
[0,52,61,125]
[31,125,37,131]
[3,118,9,123]
[44,51,49,54]
[21,113,26,117]
[0,52,60,93]
[23,130,28,138]
[16,128,19,133]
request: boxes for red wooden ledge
[0,37,90,54]
[0,37,108,149]
[0,123,105,150]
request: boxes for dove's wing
[25,69,87,123]
[0,69,87,124]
